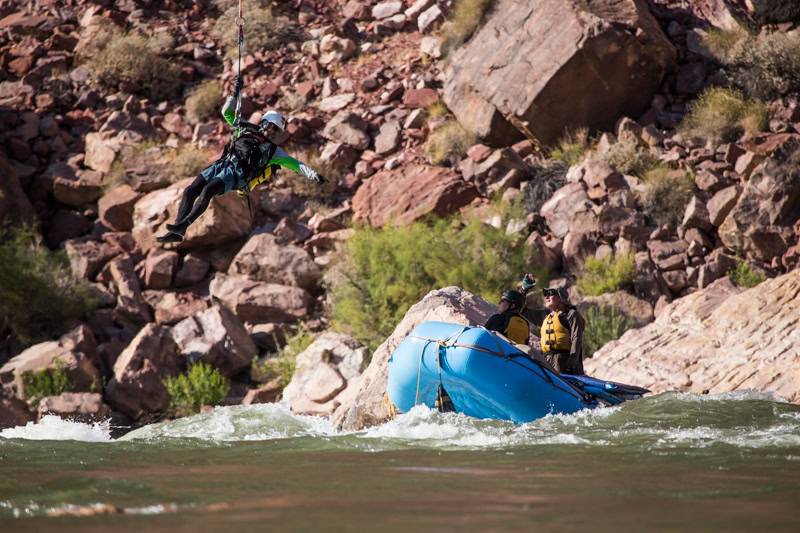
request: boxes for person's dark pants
[172,175,226,232]
[543,351,584,375]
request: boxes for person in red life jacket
[156,77,327,243]
[484,289,530,345]
[519,274,585,374]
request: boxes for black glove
[312,174,329,186]
[234,75,243,96]
[521,273,536,293]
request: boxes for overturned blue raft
[387,321,648,423]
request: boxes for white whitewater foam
[120,403,337,442]
[0,415,112,442]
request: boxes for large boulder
[442,0,676,146]
[352,165,479,227]
[719,136,800,263]
[330,286,495,430]
[131,177,252,253]
[540,182,593,239]
[170,305,257,378]
[228,231,321,291]
[105,324,178,420]
[283,332,368,416]
[38,392,111,424]
[0,394,35,429]
[209,274,312,324]
[98,184,143,232]
[585,270,800,403]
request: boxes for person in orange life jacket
[519,273,585,375]
[484,289,530,345]
[156,76,328,243]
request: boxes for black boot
[165,223,185,235]
[156,232,183,243]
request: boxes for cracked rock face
[442,0,676,146]
[585,270,800,403]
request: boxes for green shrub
[636,166,695,227]
[594,139,659,177]
[186,80,223,124]
[424,120,477,166]
[21,357,73,407]
[582,305,633,358]
[212,3,298,59]
[577,253,636,297]
[251,326,316,390]
[164,361,230,416]
[728,261,766,288]
[0,226,97,344]
[704,29,800,100]
[83,28,180,102]
[331,214,547,352]
[441,0,496,55]
[680,87,768,145]
[550,128,592,166]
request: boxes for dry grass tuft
[186,80,223,124]
[424,120,477,166]
[441,0,496,56]
[679,87,767,145]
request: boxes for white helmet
[260,110,285,132]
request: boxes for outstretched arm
[269,147,327,184]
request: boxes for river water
[2,390,799,532]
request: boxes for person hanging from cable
[157,8,327,243]
[156,75,328,243]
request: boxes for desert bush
[577,253,636,297]
[550,128,592,166]
[0,226,97,344]
[703,30,800,101]
[169,144,212,181]
[441,0,496,55]
[164,361,230,416]
[331,214,546,352]
[424,120,477,166]
[582,305,633,358]
[520,160,568,216]
[728,260,766,288]
[212,3,299,59]
[21,357,73,407]
[636,165,695,227]
[186,80,223,124]
[680,88,767,145]
[251,326,316,390]
[83,28,180,101]
[593,139,659,177]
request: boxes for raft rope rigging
[409,326,590,408]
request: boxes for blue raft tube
[386,321,649,423]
